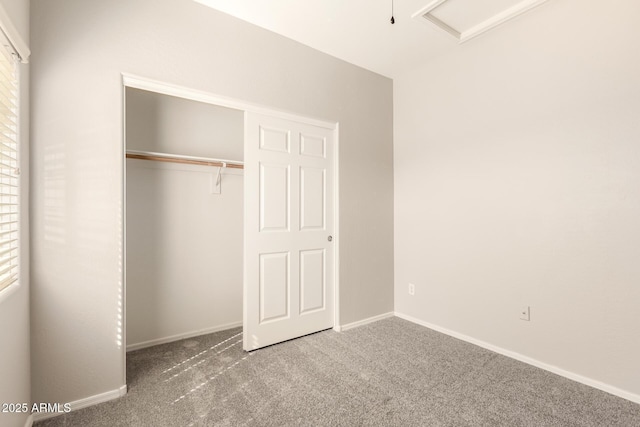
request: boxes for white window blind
[0,39,18,293]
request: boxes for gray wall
[30,0,393,404]
[394,0,640,399]
[0,1,29,427]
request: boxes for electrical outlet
[408,283,415,296]
[520,306,530,321]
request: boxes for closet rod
[126,150,244,169]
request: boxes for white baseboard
[395,312,640,405]
[24,414,33,427]
[126,321,242,352]
[32,385,127,422]
[336,311,394,332]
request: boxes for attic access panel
[413,0,549,43]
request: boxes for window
[0,36,19,293]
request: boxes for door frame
[120,73,340,379]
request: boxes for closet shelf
[126,150,244,169]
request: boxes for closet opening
[124,86,245,377]
[121,75,340,395]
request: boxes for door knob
[328,235,333,242]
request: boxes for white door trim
[121,74,340,377]
[122,73,336,130]
[332,123,340,331]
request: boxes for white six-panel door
[244,112,334,351]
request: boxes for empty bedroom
[0,0,638,426]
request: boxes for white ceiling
[194,0,549,78]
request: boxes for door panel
[300,133,326,158]
[259,164,289,232]
[300,249,325,314]
[260,126,290,153]
[245,112,334,351]
[300,167,325,230]
[259,252,289,323]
